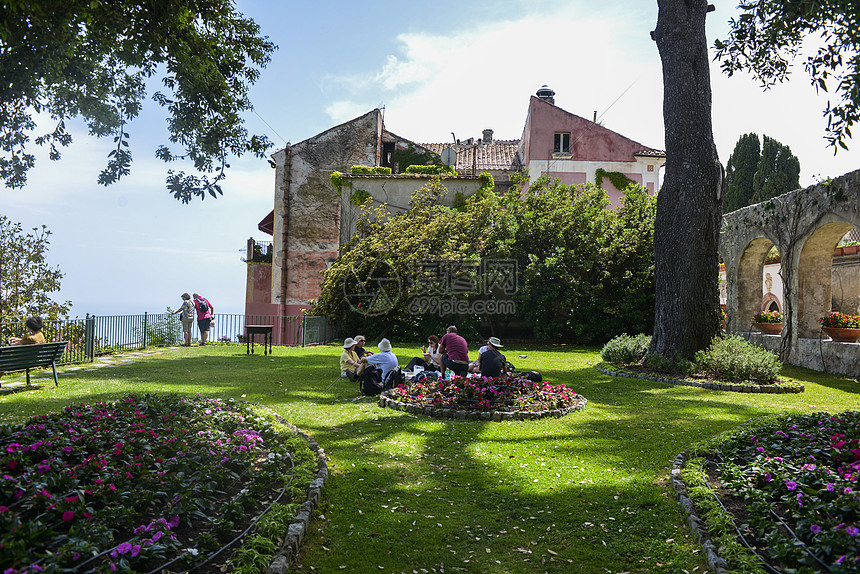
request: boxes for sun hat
[378,338,392,352]
[487,336,503,348]
[343,337,356,349]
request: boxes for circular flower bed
[380,374,587,420]
[0,394,318,574]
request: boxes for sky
[3,0,858,317]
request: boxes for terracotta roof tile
[417,140,521,173]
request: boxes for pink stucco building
[519,86,664,206]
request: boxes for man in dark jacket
[477,337,507,378]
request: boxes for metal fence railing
[0,313,329,367]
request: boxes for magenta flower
[62,511,74,522]
[785,480,798,491]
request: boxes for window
[553,132,571,153]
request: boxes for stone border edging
[377,389,587,421]
[593,366,805,393]
[671,450,731,574]
[261,409,329,574]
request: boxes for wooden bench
[0,342,68,387]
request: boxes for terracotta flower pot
[822,326,860,343]
[753,322,783,335]
[842,245,859,256]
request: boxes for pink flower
[62,511,74,522]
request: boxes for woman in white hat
[340,338,361,380]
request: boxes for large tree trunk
[650,0,723,360]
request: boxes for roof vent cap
[536,85,555,104]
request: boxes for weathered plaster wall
[271,110,383,314]
[720,168,860,376]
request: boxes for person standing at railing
[192,293,214,346]
[171,293,195,347]
[8,317,46,346]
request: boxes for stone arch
[736,235,779,330]
[796,217,856,337]
[762,292,781,312]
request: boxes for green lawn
[1,344,858,573]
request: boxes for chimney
[536,84,555,105]
[482,129,493,145]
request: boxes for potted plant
[753,310,783,335]
[819,312,860,343]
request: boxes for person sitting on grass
[356,338,398,381]
[474,337,508,378]
[405,334,442,372]
[440,325,470,377]
[8,317,46,346]
[340,338,361,381]
[353,335,374,359]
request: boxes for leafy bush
[312,174,656,343]
[350,165,392,175]
[695,334,781,383]
[600,333,651,364]
[403,164,456,175]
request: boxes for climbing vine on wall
[330,171,345,193]
[595,168,635,191]
[350,189,372,205]
[404,164,457,175]
[392,143,441,171]
[350,165,392,175]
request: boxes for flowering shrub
[389,374,582,412]
[700,411,860,572]
[820,312,860,329]
[0,394,315,574]
[753,309,783,323]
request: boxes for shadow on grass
[2,346,859,572]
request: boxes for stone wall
[720,168,860,377]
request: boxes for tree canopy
[724,133,800,213]
[0,0,276,202]
[0,215,70,321]
[715,0,859,150]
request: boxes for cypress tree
[752,136,801,203]
[723,133,760,213]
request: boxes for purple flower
[847,526,859,537]
[116,542,132,555]
[131,544,141,557]
[827,483,836,491]
[845,487,854,494]
[785,480,798,491]
[810,524,822,534]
